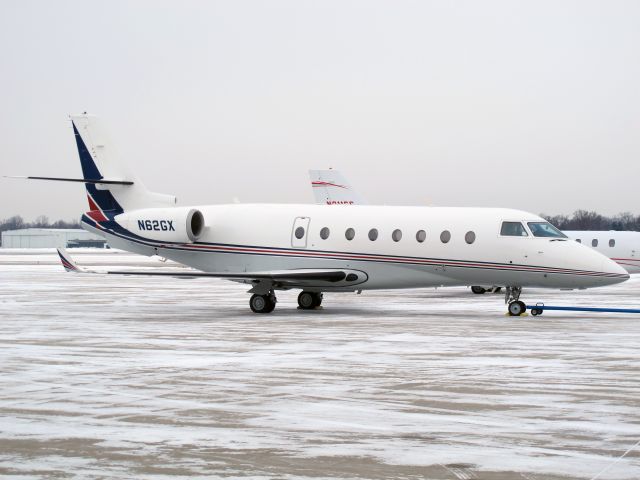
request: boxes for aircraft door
[291,217,310,248]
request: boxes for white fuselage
[564,231,640,274]
[83,204,628,291]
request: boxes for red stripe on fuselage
[80,217,626,279]
[183,244,621,277]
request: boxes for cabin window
[320,227,330,240]
[592,239,598,247]
[527,222,566,238]
[416,230,426,243]
[294,226,305,239]
[368,228,378,241]
[609,239,615,248]
[465,231,476,244]
[576,239,581,243]
[440,230,451,243]
[345,228,355,241]
[392,229,402,242]
[501,222,528,237]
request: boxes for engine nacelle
[116,207,205,243]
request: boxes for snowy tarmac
[1,249,639,479]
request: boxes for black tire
[250,294,275,313]
[531,308,541,316]
[517,300,526,313]
[298,291,316,309]
[508,301,525,316]
[312,292,323,307]
[471,286,486,294]
[265,294,277,313]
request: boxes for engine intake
[186,209,205,241]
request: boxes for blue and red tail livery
[71,121,123,216]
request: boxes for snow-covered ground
[0,249,639,479]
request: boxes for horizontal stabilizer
[5,176,134,185]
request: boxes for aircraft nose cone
[601,257,630,285]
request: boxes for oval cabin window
[392,229,402,242]
[609,239,615,247]
[345,228,355,241]
[465,231,476,244]
[416,230,426,243]
[294,227,305,239]
[320,227,330,240]
[440,230,451,243]
[592,239,598,247]
[368,228,378,241]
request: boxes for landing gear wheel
[250,294,276,313]
[264,294,277,313]
[508,300,526,316]
[531,308,542,316]
[312,292,323,307]
[298,291,320,310]
[471,286,486,294]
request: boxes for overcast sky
[1,0,639,221]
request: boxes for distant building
[0,228,107,249]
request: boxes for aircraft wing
[57,248,367,289]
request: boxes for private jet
[8,115,629,316]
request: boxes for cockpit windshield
[527,222,567,238]
[500,222,528,237]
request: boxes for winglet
[57,248,84,273]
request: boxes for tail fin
[70,113,176,216]
[309,169,367,205]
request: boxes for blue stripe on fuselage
[80,215,626,279]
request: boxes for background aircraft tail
[70,113,176,217]
[309,169,367,205]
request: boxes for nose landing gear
[505,286,526,316]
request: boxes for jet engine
[115,207,205,243]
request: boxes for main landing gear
[249,292,277,313]
[298,291,323,310]
[505,286,526,316]
[248,291,324,313]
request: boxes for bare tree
[542,210,640,231]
